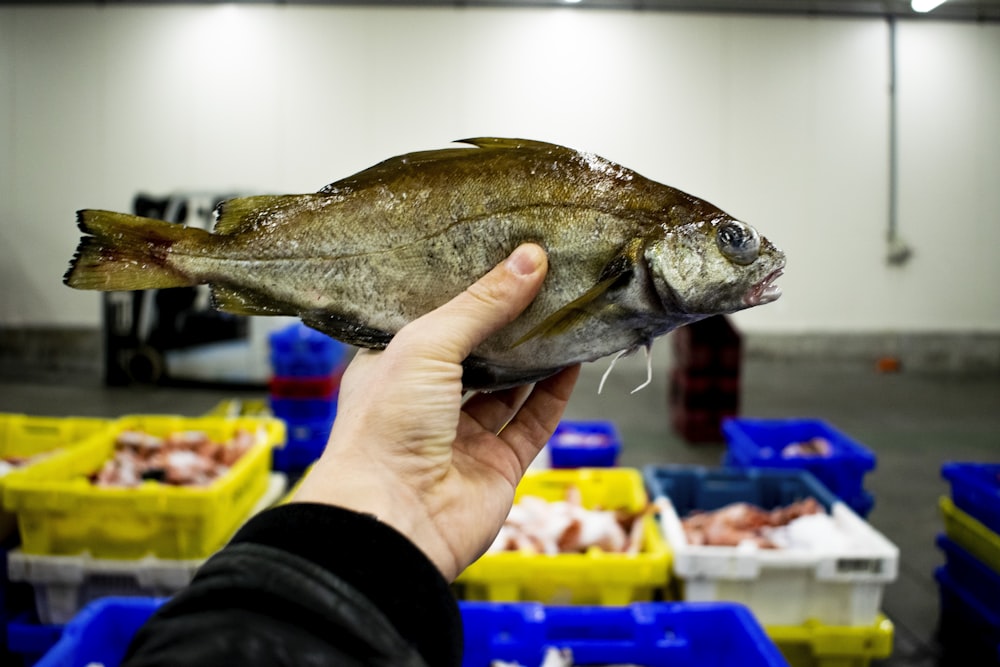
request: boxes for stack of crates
[721,418,877,518]
[669,315,742,443]
[25,471,788,667]
[268,322,348,476]
[643,464,898,667]
[1,414,286,665]
[0,414,111,665]
[452,466,792,666]
[936,462,1000,665]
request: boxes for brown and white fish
[64,138,785,391]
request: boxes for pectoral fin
[511,275,620,348]
[512,239,644,348]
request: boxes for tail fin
[64,210,210,291]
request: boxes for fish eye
[716,220,760,266]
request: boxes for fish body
[64,138,785,390]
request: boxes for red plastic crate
[670,372,739,395]
[668,370,740,412]
[670,407,736,443]
[672,316,742,373]
[269,375,340,400]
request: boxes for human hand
[291,244,581,581]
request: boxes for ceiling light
[911,0,948,12]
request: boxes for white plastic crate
[8,472,287,624]
[656,497,898,626]
[9,549,201,624]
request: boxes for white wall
[1,5,997,333]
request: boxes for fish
[487,490,650,555]
[63,138,785,391]
[681,497,824,548]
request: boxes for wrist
[291,454,462,580]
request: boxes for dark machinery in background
[102,192,249,386]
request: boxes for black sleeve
[122,503,464,667]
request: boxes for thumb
[402,243,548,363]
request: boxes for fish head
[646,211,785,318]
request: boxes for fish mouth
[744,268,783,306]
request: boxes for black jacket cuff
[228,502,463,667]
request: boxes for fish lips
[744,267,784,307]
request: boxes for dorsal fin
[318,138,574,195]
[212,195,313,235]
[455,137,571,152]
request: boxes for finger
[461,383,536,436]
[397,244,548,364]
[497,364,581,472]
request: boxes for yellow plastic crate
[278,463,314,505]
[3,415,285,560]
[0,414,112,541]
[767,614,894,667]
[456,468,671,605]
[940,495,1000,574]
[204,399,272,418]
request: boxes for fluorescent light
[912,0,948,12]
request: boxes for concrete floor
[1,345,998,666]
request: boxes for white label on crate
[835,558,883,575]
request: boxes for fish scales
[64,138,785,390]
[202,205,638,355]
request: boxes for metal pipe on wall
[886,15,913,266]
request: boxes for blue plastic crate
[7,613,62,667]
[720,451,876,518]
[272,416,334,473]
[935,566,1000,665]
[269,322,347,378]
[35,597,788,667]
[35,597,164,667]
[936,534,1000,611]
[643,464,839,515]
[460,601,788,667]
[721,418,876,509]
[548,421,621,469]
[269,396,337,422]
[845,488,876,519]
[942,462,1000,536]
